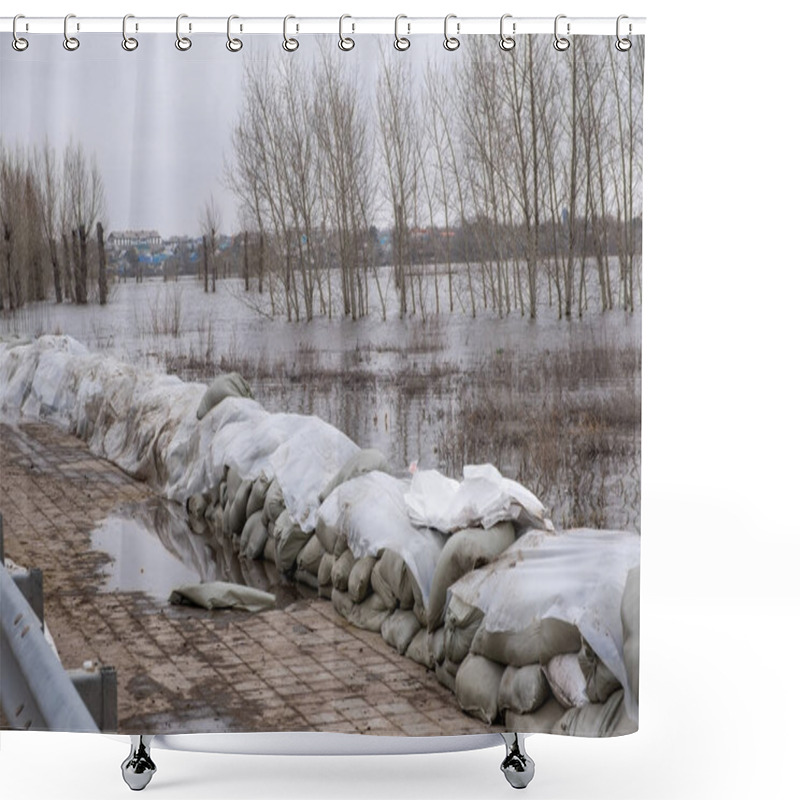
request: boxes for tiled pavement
[0,421,501,736]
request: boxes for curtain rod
[1,16,645,37]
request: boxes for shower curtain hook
[63,13,80,51]
[615,15,632,51]
[175,14,192,51]
[12,14,29,51]
[338,14,355,51]
[394,15,410,51]
[226,15,243,52]
[553,14,570,51]
[499,14,515,51]
[443,14,460,51]
[283,15,299,52]
[122,14,138,51]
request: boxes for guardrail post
[68,665,118,732]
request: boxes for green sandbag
[435,660,457,693]
[228,478,254,536]
[348,593,391,633]
[505,698,569,734]
[331,588,354,619]
[263,480,285,524]
[444,596,484,665]
[225,466,242,507]
[405,628,434,668]
[274,509,312,573]
[169,581,275,612]
[196,372,253,420]
[241,513,270,560]
[430,627,446,665]
[427,522,516,632]
[246,473,270,519]
[332,549,355,593]
[470,617,582,667]
[622,566,640,705]
[553,689,636,737]
[579,644,622,704]
[381,610,422,655]
[295,569,319,590]
[186,493,207,518]
[543,653,589,709]
[219,480,228,509]
[319,448,390,502]
[314,514,340,554]
[498,665,551,716]
[317,552,335,587]
[371,550,414,610]
[348,556,376,603]
[297,535,325,576]
[455,654,505,724]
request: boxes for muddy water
[90,497,312,607]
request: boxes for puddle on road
[90,496,310,608]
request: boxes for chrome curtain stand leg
[121,735,157,791]
[500,733,535,789]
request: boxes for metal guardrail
[1,512,117,732]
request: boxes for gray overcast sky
[1,32,445,237]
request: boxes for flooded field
[2,263,641,531]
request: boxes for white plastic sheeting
[405,464,552,533]
[449,528,640,721]
[316,472,446,604]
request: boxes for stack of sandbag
[444,528,640,735]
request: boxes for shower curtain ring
[283,15,299,52]
[499,14,515,51]
[394,15,410,51]
[443,14,460,51]
[176,14,192,51]
[615,15,632,52]
[63,13,80,51]
[554,14,570,51]
[338,14,355,51]
[122,14,138,51]
[226,15,243,52]
[12,15,29,51]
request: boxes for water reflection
[91,497,311,607]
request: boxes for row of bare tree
[0,139,107,311]
[228,35,644,321]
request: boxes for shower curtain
[0,20,643,740]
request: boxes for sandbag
[579,645,622,704]
[314,514,340,554]
[317,552,335,587]
[371,550,415,610]
[319,448,390,502]
[296,535,325,576]
[225,466,243,507]
[186,493,207,518]
[263,535,276,564]
[435,660,457,693]
[348,593,391,633]
[505,698,569,734]
[228,478,254,536]
[444,596,484,664]
[348,556,376,603]
[332,531,349,557]
[295,569,319,590]
[219,480,228,509]
[381,610,422,655]
[331,588,354,619]
[246,473,271,519]
[543,654,589,709]
[332,549,355,593]
[427,522,516,631]
[196,372,253,420]
[274,509,312,573]
[470,617,582,667]
[455,654,505,725]
[430,627,445,665]
[264,480,285,524]
[405,628,434,668]
[498,665,551,716]
[241,514,270,561]
[553,689,635,737]
[168,581,274,612]
[622,566,640,705]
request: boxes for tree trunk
[96,222,108,305]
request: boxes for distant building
[108,230,162,249]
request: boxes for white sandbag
[332,549,355,593]
[470,617,582,667]
[246,473,271,519]
[264,479,285,524]
[228,478,253,536]
[543,654,590,709]
[274,509,312,573]
[347,593,391,632]
[450,528,640,722]
[405,464,552,533]
[405,629,434,668]
[427,522,516,631]
[622,566,640,706]
[319,448,390,502]
[381,610,422,656]
[317,472,445,606]
[348,556,377,603]
[553,690,636,737]
[196,372,253,420]
[241,514,270,561]
[454,654,505,725]
[296,535,325,576]
[498,665,551,716]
